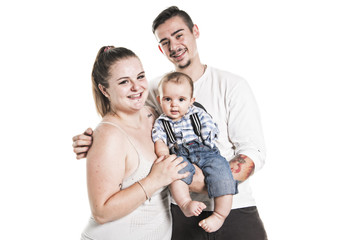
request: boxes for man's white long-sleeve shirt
[146,66,266,210]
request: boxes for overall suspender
[161,113,204,148]
[190,113,202,139]
[161,119,178,148]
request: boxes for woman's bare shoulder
[89,123,128,158]
[94,122,125,140]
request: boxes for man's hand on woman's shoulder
[72,128,93,159]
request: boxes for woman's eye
[119,80,128,85]
[138,75,145,80]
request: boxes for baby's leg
[199,194,233,233]
[170,180,206,217]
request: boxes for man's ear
[158,45,164,54]
[98,84,109,98]
[193,24,200,39]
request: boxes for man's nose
[169,39,178,52]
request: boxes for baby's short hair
[158,72,194,97]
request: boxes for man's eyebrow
[159,29,184,44]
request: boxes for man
[73,6,267,240]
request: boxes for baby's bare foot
[181,201,206,217]
[198,212,225,233]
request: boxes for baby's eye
[164,97,171,101]
[179,98,185,102]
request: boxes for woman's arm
[87,125,132,224]
[87,125,188,224]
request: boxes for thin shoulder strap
[99,121,139,156]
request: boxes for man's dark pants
[171,204,267,240]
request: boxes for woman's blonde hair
[91,46,137,117]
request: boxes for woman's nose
[131,81,139,91]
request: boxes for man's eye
[161,41,169,46]
[176,34,182,39]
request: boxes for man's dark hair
[152,6,194,34]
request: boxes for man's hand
[230,154,255,182]
[72,128,93,159]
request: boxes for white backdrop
[1,0,343,239]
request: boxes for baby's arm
[152,118,170,158]
[154,140,170,158]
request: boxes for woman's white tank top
[81,122,172,240]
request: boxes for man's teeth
[173,49,185,57]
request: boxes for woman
[80,46,189,240]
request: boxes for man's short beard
[178,60,191,69]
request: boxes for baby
[152,72,238,233]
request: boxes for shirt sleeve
[152,119,168,145]
[227,79,266,172]
[197,107,219,142]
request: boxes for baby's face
[158,80,195,121]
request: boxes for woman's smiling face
[105,57,148,113]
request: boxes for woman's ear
[156,95,161,104]
[98,84,109,98]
